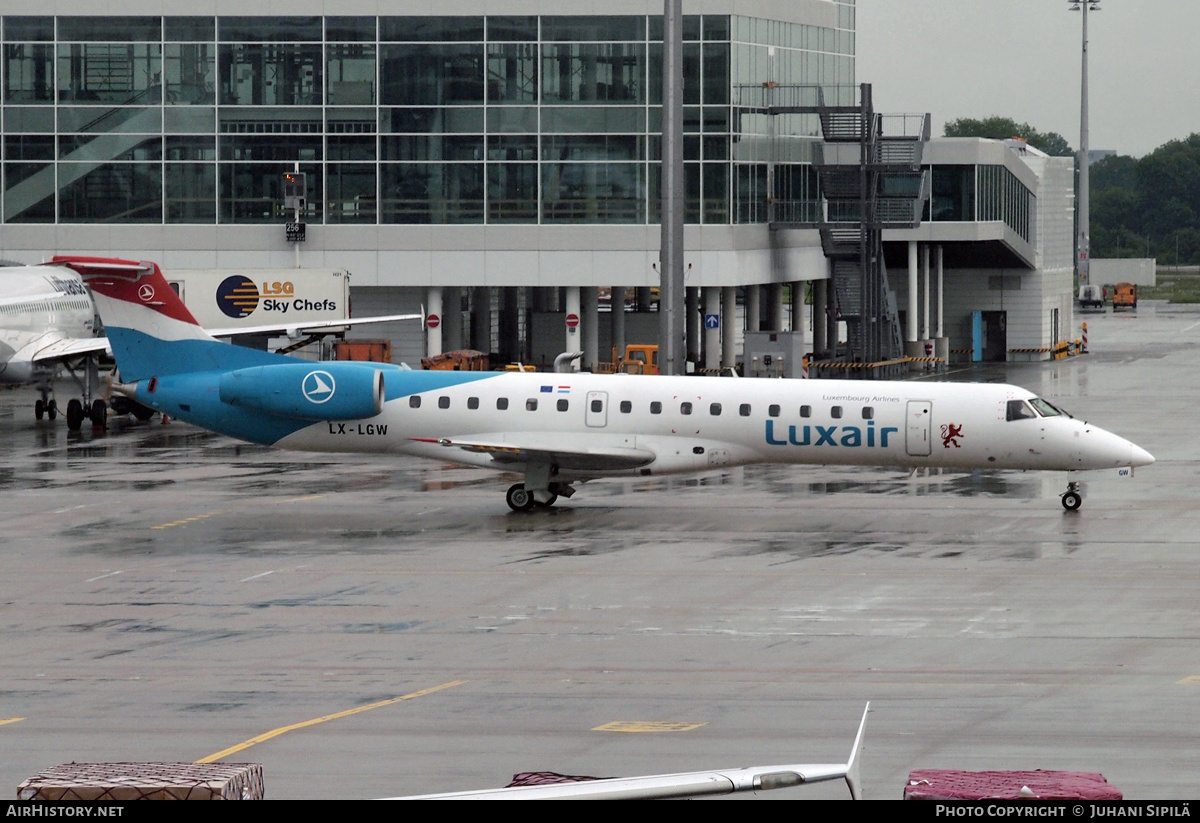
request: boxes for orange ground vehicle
[1112,282,1137,311]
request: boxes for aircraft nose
[1130,443,1155,468]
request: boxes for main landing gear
[1060,481,1083,512]
[34,394,58,421]
[506,482,574,512]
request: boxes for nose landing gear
[1061,481,1083,512]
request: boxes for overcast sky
[856,0,1200,157]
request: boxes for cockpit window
[1029,397,1066,418]
[1006,399,1038,421]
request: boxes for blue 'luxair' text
[765,419,898,448]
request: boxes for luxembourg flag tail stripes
[54,256,285,382]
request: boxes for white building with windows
[0,2,1072,369]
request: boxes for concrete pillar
[610,286,626,369]
[721,286,737,370]
[703,287,720,370]
[791,280,806,371]
[935,245,949,366]
[499,287,520,364]
[443,286,461,352]
[425,286,443,358]
[766,282,784,331]
[921,243,931,342]
[564,286,581,371]
[470,287,491,354]
[812,279,828,355]
[906,241,918,343]
[935,245,945,339]
[746,284,761,334]
[905,241,923,367]
[686,286,700,365]
[636,287,654,312]
[581,286,599,371]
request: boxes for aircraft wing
[28,335,111,362]
[386,703,870,800]
[426,434,656,473]
[205,313,423,339]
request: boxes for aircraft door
[585,391,608,428]
[906,400,932,457]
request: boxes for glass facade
[1,11,854,226]
[925,164,1033,244]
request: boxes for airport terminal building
[0,1,1073,370]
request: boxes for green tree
[944,116,1074,157]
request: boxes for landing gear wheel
[66,399,85,431]
[132,404,155,421]
[35,399,45,421]
[534,492,559,508]
[1061,490,1082,512]
[89,399,107,428]
[47,399,58,421]
[506,483,535,512]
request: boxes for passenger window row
[407,395,875,420]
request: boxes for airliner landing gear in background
[1061,481,1083,512]
[62,355,106,431]
[34,393,58,421]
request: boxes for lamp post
[1070,1,1100,288]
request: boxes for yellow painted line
[592,721,707,733]
[151,496,324,530]
[1176,675,1200,685]
[151,512,224,531]
[0,717,25,726]
[195,680,467,764]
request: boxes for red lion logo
[941,423,963,448]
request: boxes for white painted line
[85,571,122,582]
[240,571,275,582]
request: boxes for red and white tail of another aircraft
[385,704,870,800]
[60,255,1153,511]
[0,259,418,430]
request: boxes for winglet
[845,702,870,800]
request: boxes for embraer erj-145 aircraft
[58,256,1154,513]
[0,261,418,430]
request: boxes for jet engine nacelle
[218,362,384,421]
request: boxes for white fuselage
[276,371,1146,480]
[0,267,95,385]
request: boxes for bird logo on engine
[302,370,336,404]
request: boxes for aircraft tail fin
[54,256,279,381]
